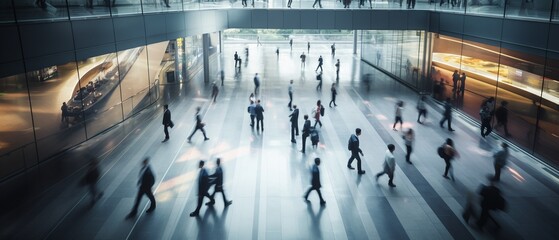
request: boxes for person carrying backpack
[313,100,323,128]
[438,138,459,180]
[480,97,495,138]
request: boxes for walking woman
[313,100,323,128]
[416,96,427,124]
[441,138,460,180]
[403,129,415,164]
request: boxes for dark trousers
[288,92,293,109]
[314,118,322,128]
[405,145,412,162]
[210,187,229,203]
[347,152,362,172]
[316,64,323,72]
[256,118,263,131]
[250,115,255,127]
[287,0,292,6]
[193,192,212,214]
[301,133,309,152]
[316,80,322,91]
[443,157,453,178]
[477,207,491,228]
[393,116,403,129]
[493,163,503,181]
[188,126,207,140]
[312,0,322,7]
[254,85,260,95]
[131,186,156,214]
[164,125,169,139]
[440,115,453,130]
[304,186,324,202]
[336,70,339,79]
[481,118,492,137]
[329,96,336,107]
[376,169,394,185]
[417,109,427,122]
[291,123,299,141]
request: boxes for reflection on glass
[0,73,34,156]
[505,0,552,20]
[13,0,69,22]
[68,0,112,19]
[0,0,15,23]
[117,46,151,117]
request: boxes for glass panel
[401,31,423,88]
[13,0,69,22]
[465,0,505,17]
[200,0,230,9]
[434,0,466,14]
[505,0,552,20]
[76,52,124,137]
[147,41,170,103]
[553,0,559,21]
[143,0,183,13]
[26,62,88,161]
[117,46,151,118]
[431,34,463,101]
[0,0,15,23]
[110,0,142,16]
[67,0,112,19]
[183,0,200,10]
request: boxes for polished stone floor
[1,42,559,240]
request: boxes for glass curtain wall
[0,39,203,181]
[431,34,559,164]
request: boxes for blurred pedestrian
[335,59,340,80]
[393,100,404,131]
[439,98,455,131]
[61,102,69,123]
[331,43,336,56]
[347,128,366,174]
[288,80,294,110]
[459,73,466,95]
[220,70,225,86]
[248,100,256,128]
[494,100,511,137]
[127,157,156,219]
[452,70,460,94]
[300,52,306,68]
[313,100,323,127]
[439,138,459,180]
[211,82,219,103]
[403,129,414,164]
[206,158,233,207]
[162,104,173,142]
[416,95,427,123]
[234,51,239,68]
[254,73,261,96]
[329,83,338,107]
[315,55,323,72]
[307,42,311,53]
[492,142,509,181]
[316,72,323,91]
[304,158,326,205]
[190,160,214,217]
[301,115,311,153]
[187,107,209,143]
[255,99,265,132]
[82,158,103,206]
[480,97,495,138]
[376,144,396,187]
[289,105,299,143]
[476,181,506,229]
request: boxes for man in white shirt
[376,144,396,187]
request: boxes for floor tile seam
[345,86,475,240]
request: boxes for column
[353,30,358,55]
[203,33,210,84]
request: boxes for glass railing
[1,0,557,24]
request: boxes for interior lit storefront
[430,35,559,164]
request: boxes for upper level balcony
[2,0,559,23]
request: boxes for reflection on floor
[1,43,559,240]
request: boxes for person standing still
[162,104,172,142]
[335,59,340,80]
[206,158,233,207]
[187,107,209,143]
[288,80,294,110]
[307,42,311,53]
[301,115,311,153]
[253,73,261,96]
[439,98,455,131]
[248,100,256,128]
[393,100,404,131]
[127,157,156,219]
[452,70,460,94]
[316,55,323,72]
[190,160,214,217]
[459,73,466,95]
[347,128,366,174]
[300,52,306,68]
[416,96,427,123]
[492,142,509,181]
[255,100,265,132]
[329,83,338,107]
[276,47,280,59]
[289,105,299,143]
[376,144,397,187]
[494,100,511,137]
[304,158,326,205]
[403,129,414,164]
[220,70,225,86]
[61,102,69,123]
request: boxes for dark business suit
[163,109,171,139]
[255,103,264,131]
[304,164,324,202]
[347,134,364,172]
[188,113,208,140]
[289,109,299,142]
[301,119,311,153]
[209,166,229,203]
[130,165,156,214]
[193,168,212,215]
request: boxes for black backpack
[437,145,446,158]
[320,105,325,116]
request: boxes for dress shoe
[291,140,296,143]
[204,138,210,141]
[225,200,233,206]
[162,138,169,142]
[443,175,450,179]
[449,129,455,132]
[347,165,355,170]
[205,200,215,206]
[146,207,156,213]
[320,201,326,205]
[358,171,366,175]
[388,183,396,187]
[126,212,136,219]
[189,211,199,217]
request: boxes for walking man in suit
[329,83,338,107]
[347,128,365,174]
[255,100,264,132]
[289,105,299,143]
[206,158,233,207]
[301,115,311,153]
[492,142,509,181]
[127,157,156,219]
[254,73,261,96]
[376,144,397,187]
[190,160,214,217]
[335,59,340,80]
[304,158,326,205]
[316,55,323,72]
[162,104,172,142]
[439,98,455,131]
[187,107,209,143]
